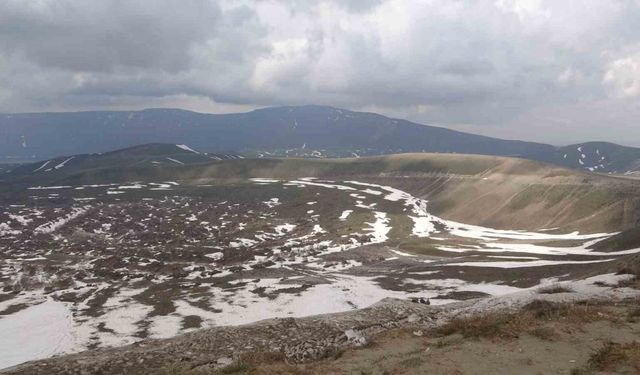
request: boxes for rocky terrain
[3,271,639,374]
[1,151,639,373]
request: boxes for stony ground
[3,272,639,374]
[1,177,638,369]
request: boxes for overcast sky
[1,0,640,146]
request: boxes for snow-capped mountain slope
[1,105,639,174]
[2,143,242,182]
[553,142,640,175]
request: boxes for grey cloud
[0,0,222,72]
[1,0,640,144]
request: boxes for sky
[1,0,640,146]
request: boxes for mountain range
[2,105,640,174]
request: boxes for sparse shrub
[159,362,194,375]
[436,312,529,339]
[528,326,557,341]
[537,284,573,294]
[569,368,590,375]
[587,341,640,372]
[628,307,640,318]
[617,275,640,289]
[522,300,605,323]
[436,301,610,341]
[217,360,252,374]
[521,300,562,319]
[398,356,423,369]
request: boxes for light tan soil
[301,310,639,375]
[199,302,640,375]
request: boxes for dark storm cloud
[0,0,222,72]
[1,0,640,144]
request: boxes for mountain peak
[2,107,639,175]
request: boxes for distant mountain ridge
[2,105,639,174]
[3,143,242,183]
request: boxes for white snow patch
[28,185,73,190]
[410,216,435,237]
[289,180,356,190]
[250,178,281,183]
[34,207,88,234]
[33,160,51,172]
[389,249,416,257]
[445,259,615,268]
[274,223,296,236]
[176,144,200,154]
[365,212,391,243]
[166,157,184,165]
[263,198,281,208]
[0,298,74,369]
[54,157,74,170]
[205,252,224,261]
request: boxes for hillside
[3,106,640,174]
[3,147,640,233]
[2,147,640,373]
[1,143,241,183]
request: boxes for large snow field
[0,298,74,369]
[0,177,637,368]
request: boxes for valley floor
[1,173,639,372]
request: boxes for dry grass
[160,301,629,375]
[159,352,301,375]
[572,341,640,374]
[617,275,640,289]
[537,284,573,294]
[435,312,533,339]
[627,306,640,322]
[616,256,640,289]
[435,301,609,340]
[522,300,606,322]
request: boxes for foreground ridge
[4,271,638,375]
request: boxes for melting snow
[34,207,88,234]
[339,210,353,221]
[33,160,51,172]
[263,198,280,208]
[28,186,73,190]
[365,212,391,243]
[54,157,74,170]
[410,216,436,237]
[445,259,615,268]
[176,144,200,154]
[0,298,74,369]
[166,157,184,165]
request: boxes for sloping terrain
[3,272,639,375]
[1,143,241,182]
[1,151,639,372]
[555,142,640,175]
[4,151,640,232]
[3,106,640,174]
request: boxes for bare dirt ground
[283,303,640,375]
